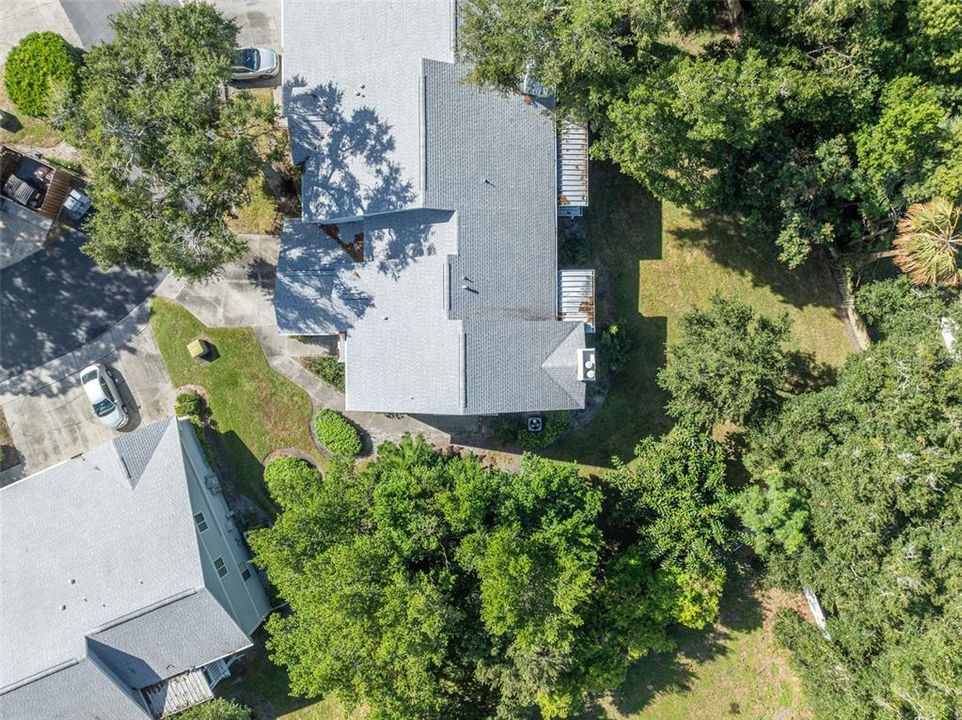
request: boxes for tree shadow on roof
[284,76,416,221]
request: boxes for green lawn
[551,163,854,468]
[150,298,318,513]
[583,567,811,720]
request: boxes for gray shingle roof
[0,420,259,716]
[88,590,252,688]
[0,657,151,720]
[276,0,589,415]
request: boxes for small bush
[599,323,633,375]
[314,409,362,459]
[517,411,574,450]
[304,356,345,392]
[178,699,251,720]
[4,32,80,117]
[174,391,203,418]
[263,456,322,508]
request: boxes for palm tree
[892,198,962,287]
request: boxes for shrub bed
[173,390,215,463]
[303,356,345,392]
[518,411,574,450]
[4,32,80,117]
[313,409,362,460]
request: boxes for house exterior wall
[177,421,271,636]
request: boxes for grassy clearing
[583,567,811,720]
[0,67,64,147]
[550,163,854,468]
[150,298,318,513]
[228,174,280,234]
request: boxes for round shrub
[314,409,362,459]
[263,456,322,508]
[174,390,203,418]
[4,32,80,117]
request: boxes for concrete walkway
[0,200,50,269]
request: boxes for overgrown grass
[150,298,318,513]
[550,163,854,468]
[228,173,279,234]
[303,355,345,392]
[0,66,64,147]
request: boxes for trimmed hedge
[3,32,80,117]
[314,409,362,459]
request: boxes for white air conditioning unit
[577,348,596,382]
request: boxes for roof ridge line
[86,588,198,636]
[0,659,79,696]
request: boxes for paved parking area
[2,0,281,61]
[209,0,281,49]
[0,0,81,62]
[0,303,174,477]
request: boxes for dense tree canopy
[250,435,734,719]
[737,279,962,718]
[70,0,278,280]
[657,294,792,429]
[458,1,962,271]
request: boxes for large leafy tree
[738,280,962,718]
[71,0,278,280]
[251,436,734,719]
[658,294,792,430]
[458,0,962,269]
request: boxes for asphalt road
[0,229,161,379]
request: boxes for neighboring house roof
[277,0,590,415]
[0,419,262,719]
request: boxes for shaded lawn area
[0,67,65,147]
[551,163,855,468]
[582,566,811,720]
[150,297,317,514]
[222,637,360,720]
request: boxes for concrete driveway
[0,0,81,62]
[209,0,281,49]
[2,0,280,61]
[0,303,174,477]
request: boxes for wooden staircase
[38,169,72,219]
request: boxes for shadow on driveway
[0,229,162,379]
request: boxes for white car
[231,47,280,81]
[80,363,128,429]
